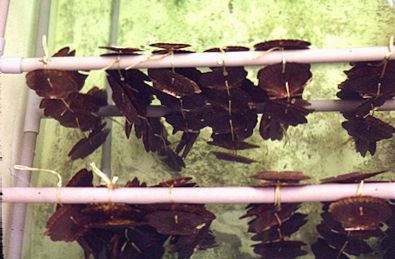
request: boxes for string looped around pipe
[39,35,49,67]
[274,185,281,208]
[14,164,63,203]
[90,162,118,190]
[14,164,62,187]
[356,180,364,196]
[168,185,175,203]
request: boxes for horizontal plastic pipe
[2,183,395,204]
[94,99,395,118]
[1,46,395,73]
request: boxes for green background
[21,0,395,258]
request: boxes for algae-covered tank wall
[14,0,395,258]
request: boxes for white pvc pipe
[101,0,120,177]
[7,1,51,259]
[1,0,10,257]
[2,183,395,204]
[0,0,10,55]
[94,99,395,118]
[1,46,395,73]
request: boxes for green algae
[24,0,395,258]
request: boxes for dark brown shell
[82,203,142,229]
[65,169,93,187]
[339,76,395,99]
[45,205,90,241]
[149,42,191,50]
[199,68,248,90]
[113,226,167,258]
[156,177,195,187]
[124,177,147,188]
[252,240,307,258]
[40,100,102,131]
[175,132,200,159]
[342,116,395,156]
[26,69,87,99]
[204,88,253,112]
[259,100,311,141]
[68,127,110,160]
[246,204,300,233]
[40,87,107,131]
[251,213,307,242]
[316,223,373,256]
[344,61,395,79]
[251,171,310,182]
[206,109,257,139]
[344,60,395,78]
[170,223,216,258]
[204,46,250,52]
[211,151,256,164]
[99,46,142,56]
[329,196,392,231]
[320,170,387,183]
[311,238,349,259]
[207,133,259,150]
[257,63,311,100]
[26,47,87,99]
[148,69,201,98]
[145,210,215,235]
[165,112,207,133]
[254,39,311,51]
[107,75,139,125]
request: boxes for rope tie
[356,180,364,196]
[168,184,175,203]
[125,51,171,71]
[250,46,282,60]
[219,47,229,77]
[376,36,394,96]
[219,47,235,143]
[285,81,291,100]
[89,162,118,202]
[40,35,49,68]
[281,48,286,74]
[170,50,175,73]
[14,164,63,203]
[274,184,282,208]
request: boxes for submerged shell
[207,133,259,150]
[252,240,307,258]
[342,115,395,156]
[45,205,90,241]
[68,128,110,160]
[200,68,248,90]
[311,238,349,259]
[329,196,392,231]
[148,69,201,98]
[211,151,257,164]
[257,63,311,100]
[145,210,215,236]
